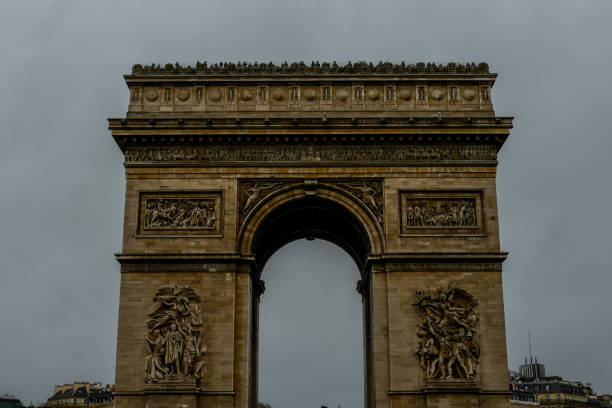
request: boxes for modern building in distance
[520,356,546,379]
[511,358,611,408]
[43,382,113,408]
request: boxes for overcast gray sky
[1,0,611,406]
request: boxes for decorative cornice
[115,252,254,264]
[109,116,513,130]
[131,61,491,76]
[367,252,507,272]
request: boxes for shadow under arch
[238,183,384,268]
[240,186,380,408]
[252,197,372,273]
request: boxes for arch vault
[109,61,513,408]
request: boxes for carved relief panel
[414,283,479,380]
[145,284,206,386]
[137,191,223,236]
[399,190,485,236]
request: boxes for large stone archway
[241,189,382,408]
[109,61,513,408]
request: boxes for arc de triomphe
[108,61,513,408]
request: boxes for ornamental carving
[463,88,476,101]
[145,90,158,102]
[176,89,190,101]
[145,285,206,385]
[405,198,477,228]
[334,180,383,224]
[124,145,497,165]
[414,283,479,380]
[238,181,299,223]
[398,88,412,101]
[139,193,222,236]
[237,179,383,227]
[400,191,484,236]
[431,89,445,101]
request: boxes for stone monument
[108,61,513,408]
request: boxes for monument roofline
[129,61,494,76]
[122,62,500,117]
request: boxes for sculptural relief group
[144,198,217,230]
[405,199,477,228]
[145,285,206,384]
[414,283,479,380]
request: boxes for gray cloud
[1,0,611,404]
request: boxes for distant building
[0,395,23,408]
[520,357,546,379]
[516,379,589,407]
[598,395,612,407]
[511,358,612,408]
[510,389,540,406]
[44,382,113,408]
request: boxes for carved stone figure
[144,285,206,384]
[413,283,479,380]
[418,86,426,102]
[337,181,383,223]
[239,182,286,223]
[450,87,458,103]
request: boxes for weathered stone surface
[109,62,512,408]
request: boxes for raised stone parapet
[125,61,496,116]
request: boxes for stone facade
[108,61,513,408]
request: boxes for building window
[546,396,551,403]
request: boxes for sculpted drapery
[414,283,479,380]
[145,285,206,384]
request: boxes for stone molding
[383,262,503,273]
[115,390,235,396]
[109,116,513,128]
[115,253,505,273]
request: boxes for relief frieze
[124,144,497,165]
[400,190,485,236]
[138,192,222,236]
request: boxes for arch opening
[250,196,373,274]
[258,240,364,408]
[247,196,376,408]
